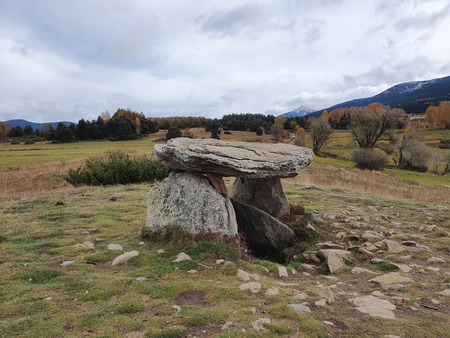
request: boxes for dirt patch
[174,290,209,308]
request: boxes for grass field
[0,129,449,337]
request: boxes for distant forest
[1,102,449,143]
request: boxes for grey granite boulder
[144,172,237,236]
[231,177,290,218]
[152,138,314,178]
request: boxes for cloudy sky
[1,0,449,122]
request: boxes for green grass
[0,138,157,168]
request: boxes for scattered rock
[323,321,335,327]
[317,249,351,274]
[303,251,321,264]
[372,291,384,297]
[292,291,308,300]
[187,269,197,274]
[237,269,251,282]
[157,249,165,254]
[317,286,335,304]
[362,231,384,240]
[402,240,417,247]
[61,261,75,266]
[288,304,311,313]
[315,299,327,307]
[392,263,412,273]
[352,267,376,275]
[136,277,146,282]
[239,282,261,293]
[173,252,191,262]
[216,259,225,265]
[251,318,271,331]
[75,241,95,249]
[427,257,444,264]
[265,287,280,296]
[278,266,288,278]
[427,267,440,272]
[112,250,139,265]
[107,244,123,251]
[423,224,437,232]
[385,240,406,253]
[221,321,233,331]
[317,241,344,249]
[370,273,413,286]
[348,295,396,319]
[436,289,450,296]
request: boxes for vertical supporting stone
[231,177,290,219]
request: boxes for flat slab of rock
[317,249,352,274]
[144,172,237,236]
[348,295,396,319]
[112,250,139,265]
[288,304,311,313]
[231,198,294,255]
[370,273,413,285]
[153,138,314,178]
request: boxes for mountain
[279,106,315,118]
[1,119,74,131]
[308,75,450,116]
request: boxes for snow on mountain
[279,105,315,118]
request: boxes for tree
[349,104,406,149]
[24,125,34,135]
[166,126,182,140]
[54,123,75,143]
[270,117,288,141]
[0,123,11,137]
[8,126,24,137]
[294,127,306,146]
[425,101,450,129]
[108,116,136,140]
[310,118,333,155]
[205,119,221,139]
[394,123,430,172]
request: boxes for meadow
[0,129,449,337]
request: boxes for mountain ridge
[1,119,74,131]
[284,75,450,117]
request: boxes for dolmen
[144,137,314,254]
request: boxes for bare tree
[310,118,333,155]
[349,104,406,149]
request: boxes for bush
[65,151,169,186]
[166,127,182,140]
[352,148,388,171]
[439,139,450,149]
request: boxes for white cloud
[0,0,449,122]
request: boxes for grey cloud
[394,3,450,30]
[196,3,265,36]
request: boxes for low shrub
[65,151,169,186]
[352,148,388,171]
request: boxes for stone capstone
[144,172,237,236]
[152,137,314,179]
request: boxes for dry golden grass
[287,161,450,204]
[0,160,81,201]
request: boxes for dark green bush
[65,151,169,186]
[352,148,388,171]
